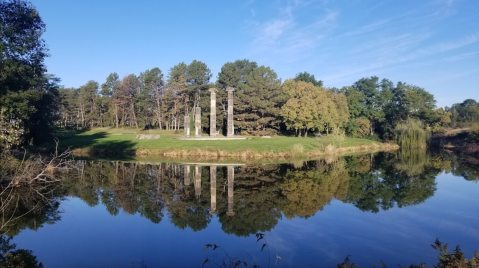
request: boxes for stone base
[136,134,160,139]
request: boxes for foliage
[293,71,323,87]
[394,118,430,149]
[0,235,43,268]
[203,233,278,268]
[0,0,60,147]
[218,60,286,134]
[281,80,349,137]
[450,99,479,126]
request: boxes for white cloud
[246,2,338,65]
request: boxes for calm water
[2,151,479,267]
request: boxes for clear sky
[31,0,478,108]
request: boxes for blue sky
[31,0,478,108]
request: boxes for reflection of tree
[0,185,64,236]
[218,166,285,237]
[393,149,428,176]
[449,155,479,181]
[166,166,211,231]
[346,152,440,212]
[0,235,44,268]
[280,159,350,218]
[4,151,473,240]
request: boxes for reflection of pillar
[210,166,217,215]
[195,107,201,137]
[226,87,234,137]
[184,115,190,137]
[194,165,201,197]
[209,88,217,137]
[184,165,190,186]
[227,166,235,216]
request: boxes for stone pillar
[184,165,190,186]
[194,165,201,197]
[209,165,217,215]
[195,107,201,137]
[184,115,190,137]
[226,87,235,137]
[209,88,217,137]
[227,166,235,216]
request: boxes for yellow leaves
[281,79,349,135]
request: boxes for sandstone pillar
[209,88,217,137]
[226,87,234,137]
[184,165,190,186]
[195,107,201,137]
[209,165,217,215]
[227,166,235,216]
[184,115,190,137]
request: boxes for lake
[2,151,479,267]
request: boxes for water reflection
[1,151,478,237]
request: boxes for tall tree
[0,0,59,146]
[140,68,165,128]
[101,73,120,128]
[218,60,285,134]
[281,80,328,136]
[78,80,98,128]
[186,60,212,109]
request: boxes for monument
[184,115,190,137]
[194,107,201,137]
[226,87,235,137]
[209,88,217,137]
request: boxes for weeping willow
[394,118,431,149]
[394,148,428,176]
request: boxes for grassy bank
[39,128,398,161]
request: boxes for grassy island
[40,128,398,161]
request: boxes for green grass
[45,127,381,152]
[36,127,396,162]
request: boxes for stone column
[209,165,217,215]
[195,107,201,137]
[184,165,190,186]
[226,87,234,137]
[227,166,235,216]
[184,115,190,137]
[194,165,201,197]
[209,88,217,137]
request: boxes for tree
[139,68,165,128]
[101,73,120,128]
[186,60,212,109]
[450,99,479,125]
[352,76,384,135]
[281,80,348,136]
[78,80,98,128]
[281,80,326,136]
[218,60,285,134]
[0,0,59,146]
[294,71,323,87]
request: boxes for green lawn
[43,127,385,156]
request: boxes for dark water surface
[2,151,479,267]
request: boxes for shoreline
[71,142,399,162]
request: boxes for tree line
[1,0,478,148]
